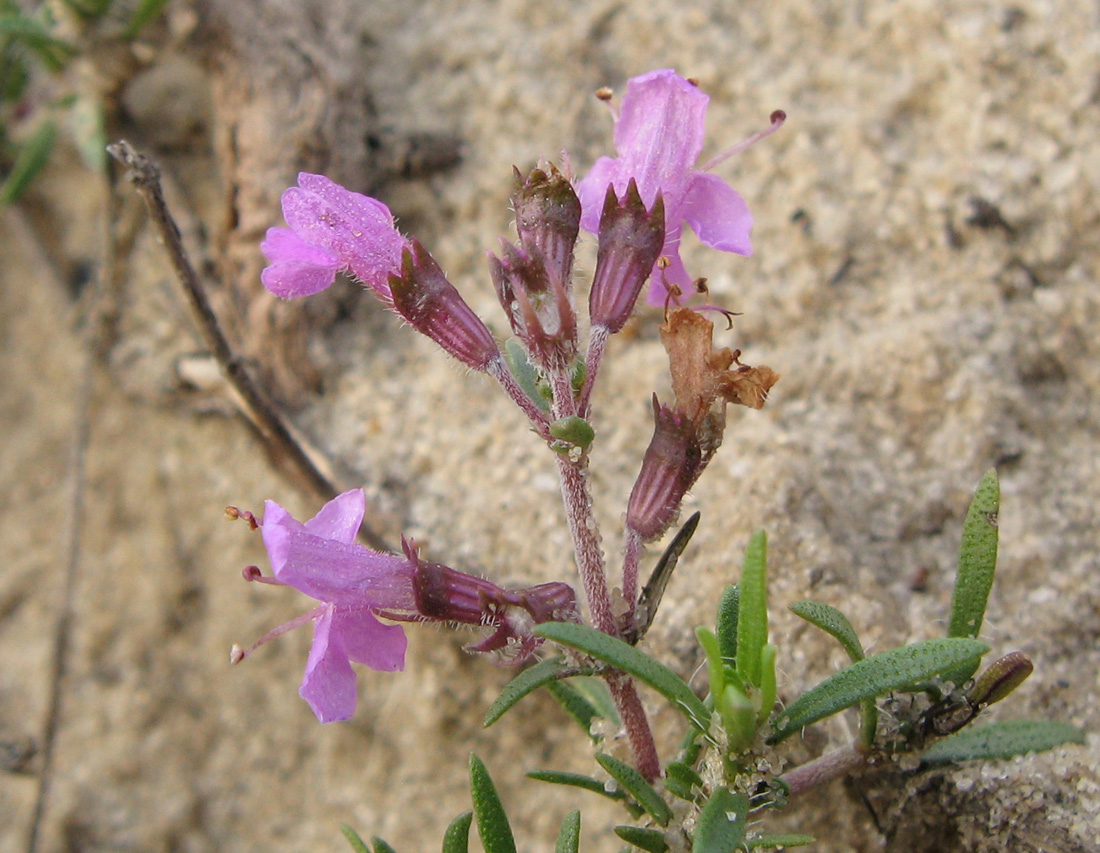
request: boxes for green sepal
[596,753,673,827]
[736,532,768,689]
[535,622,710,732]
[919,719,1085,766]
[469,755,517,853]
[554,810,581,853]
[768,638,989,743]
[614,826,669,852]
[441,811,473,853]
[945,470,1000,685]
[340,825,371,853]
[692,788,748,852]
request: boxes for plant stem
[780,744,869,796]
[555,455,614,634]
[578,324,609,417]
[608,674,661,782]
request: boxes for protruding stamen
[594,86,619,121]
[225,506,259,529]
[699,109,787,172]
[230,605,326,663]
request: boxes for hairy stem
[609,674,661,782]
[578,324,609,418]
[780,744,869,796]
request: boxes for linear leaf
[788,600,875,742]
[546,680,602,740]
[789,600,864,662]
[768,638,989,743]
[526,770,629,803]
[483,657,583,727]
[371,839,398,853]
[716,584,740,665]
[945,470,1000,684]
[663,761,704,802]
[0,120,56,205]
[596,753,673,827]
[554,810,581,853]
[535,622,710,731]
[920,719,1085,765]
[614,826,669,852]
[441,812,473,853]
[340,825,371,853]
[469,755,516,853]
[745,833,816,849]
[736,532,768,688]
[692,788,748,853]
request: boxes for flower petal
[281,173,409,297]
[681,172,753,256]
[330,606,407,672]
[299,605,358,722]
[261,500,417,608]
[612,69,708,206]
[576,156,623,233]
[304,489,365,544]
[260,227,341,298]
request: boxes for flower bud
[511,163,581,289]
[589,179,665,333]
[389,239,500,370]
[625,396,705,541]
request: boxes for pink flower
[247,490,415,723]
[260,173,409,302]
[578,70,779,305]
[233,490,579,722]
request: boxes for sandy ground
[2,0,1098,850]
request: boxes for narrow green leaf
[789,600,864,663]
[469,755,517,853]
[441,812,473,853]
[692,788,748,853]
[123,0,170,38]
[663,761,704,801]
[371,838,398,853]
[503,339,550,412]
[920,720,1085,766]
[483,657,584,727]
[0,18,75,71]
[340,825,371,853]
[526,769,629,803]
[716,584,740,665]
[695,627,726,699]
[946,470,1000,684]
[788,600,876,743]
[596,753,673,827]
[568,676,620,725]
[554,810,581,853]
[535,622,710,731]
[1,120,56,205]
[758,643,778,725]
[614,826,669,852]
[745,833,816,849]
[736,532,768,688]
[546,680,602,740]
[768,638,989,743]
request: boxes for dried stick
[106,141,389,551]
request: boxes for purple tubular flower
[260,173,409,303]
[577,70,753,305]
[258,490,416,723]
